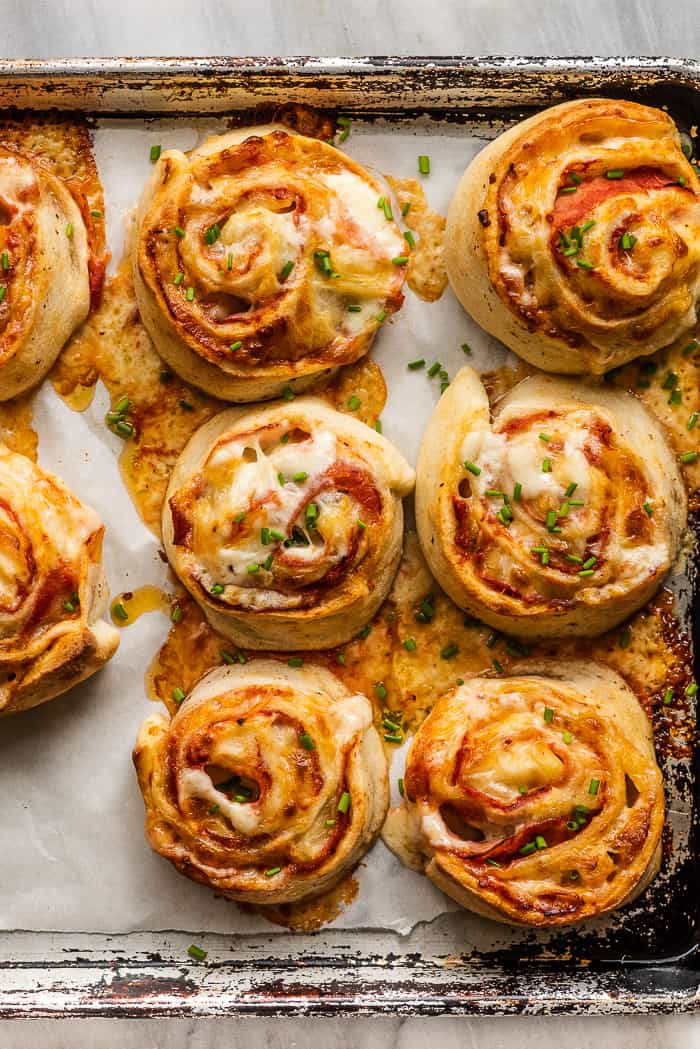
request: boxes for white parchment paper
[0,118,519,935]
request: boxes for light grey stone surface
[1,0,698,1044]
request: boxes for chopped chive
[619,628,631,649]
[486,631,498,648]
[492,658,504,674]
[280,260,294,281]
[663,687,674,706]
[204,223,221,245]
[403,637,417,652]
[230,340,243,352]
[686,682,698,697]
[569,172,582,185]
[563,730,573,744]
[210,583,225,594]
[265,867,282,878]
[382,199,394,221]
[408,358,425,370]
[392,255,409,266]
[209,803,220,814]
[358,623,372,639]
[384,733,403,743]
[1,251,8,271]
[186,287,195,302]
[539,433,551,443]
[262,553,273,571]
[565,482,578,497]
[542,458,552,473]
[682,340,698,356]
[404,230,416,248]
[513,482,522,501]
[519,842,537,856]
[374,681,388,701]
[357,519,367,530]
[174,226,185,238]
[171,604,183,624]
[227,253,234,270]
[292,471,308,483]
[113,601,129,621]
[337,115,351,143]
[347,304,362,312]
[588,778,600,795]
[325,818,336,827]
[234,511,246,524]
[687,413,699,431]
[337,791,351,814]
[606,169,625,179]
[441,643,458,659]
[282,386,296,401]
[543,706,554,723]
[173,272,184,286]
[535,835,548,850]
[149,144,161,163]
[62,599,75,613]
[347,395,361,411]
[620,232,637,251]
[581,220,595,233]
[464,461,481,476]
[578,569,595,577]
[680,450,698,464]
[546,510,557,531]
[566,554,583,565]
[576,259,594,270]
[187,945,207,962]
[65,222,74,238]
[427,360,442,378]
[401,202,411,217]
[172,686,186,703]
[559,186,578,194]
[220,649,236,664]
[376,309,387,324]
[336,652,346,665]
[644,501,654,515]
[582,556,597,570]
[90,209,102,218]
[662,370,678,390]
[418,155,430,175]
[299,731,315,750]
[398,777,405,796]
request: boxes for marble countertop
[3,0,699,1045]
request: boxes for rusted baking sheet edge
[0,931,698,1017]
[0,56,697,116]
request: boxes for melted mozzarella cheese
[197,427,351,585]
[321,170,405,256]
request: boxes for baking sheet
[0,113,690,946]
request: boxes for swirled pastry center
[489,109,700,354]
[170,423,383,610]
[175,686,372,866]
[456,406,664,603]
[144,132,406,368]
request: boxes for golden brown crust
[162,396,415,649]
[133,660,389,905]
[446,98,700,374]
[383,662,664,927]
[134,126,407,401]
[415,366,687,639]
[0,146,91,399]
[0,442,119,716]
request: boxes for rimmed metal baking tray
[0,56,698,1017]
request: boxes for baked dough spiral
[0,146,91,399]
[163,396,415,649]
[416,366,686,639]
[134,125,407,401]
[385,662,664,927]
[0,442,119,716]
[133,660,388,905]
[446,98,700,374]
